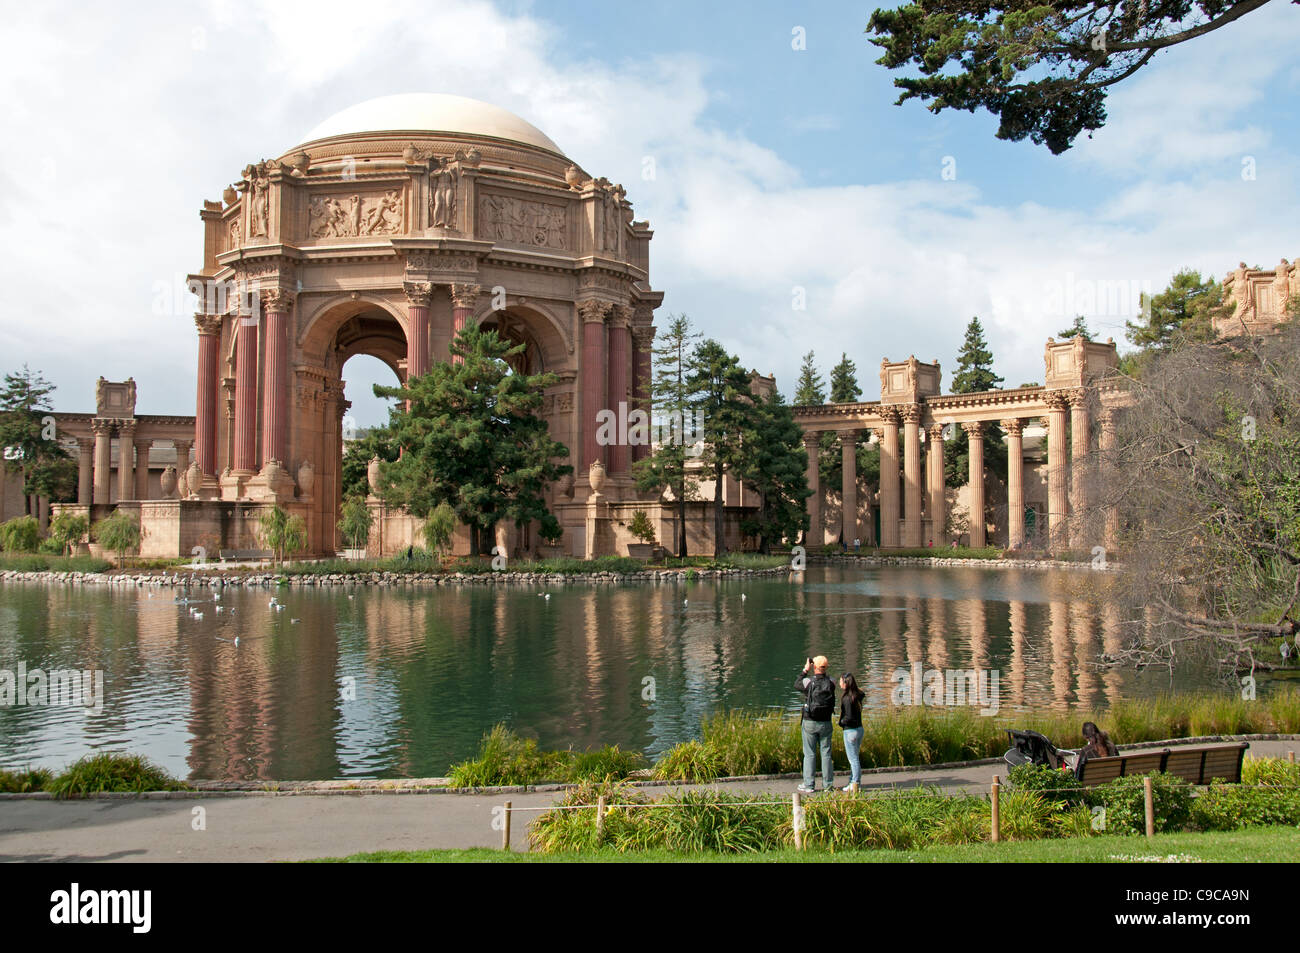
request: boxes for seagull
[544,593,551,601]
[274,604,284,612]
[347,594,355,601]
[290,618,301,624]
[213,592,221,601]
[215,606,224,614]
[741,594,747,602]
[268,599,278,609]
[683,598,688,607]
[193,611,203,620]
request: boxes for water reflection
[0,567,1236,781]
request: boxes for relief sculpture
[478,194,566,249]
[309,191,404,238]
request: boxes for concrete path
[2,739,1294,862]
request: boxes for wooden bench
[218,549,274,564]
[1077,741,1249,787]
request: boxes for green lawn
[314,825,1300,863]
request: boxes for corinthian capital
[1064,386,1090,408]
[961,421,985,438]
[578,300,610,324]
[999,417,1024,437]
[262,288,295,313]
[608,304,632,327]
[878,405,901,426]
[403,281,433,307]
[1044,390,1071,411]
[901,403,923,425]
[450,283,481,309]
[194,313,223,336]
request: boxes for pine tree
[738,389,810,552]
[828,353,862,403]
[1125,269,1222,357]
[633,314,702,558]
[0,365,72,513]
[793,351,826,406]
[373,325,570,556]
[688,339,755,557]
[1057,315,1093,340]
[946,318,1007,489]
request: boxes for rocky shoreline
[0,554,1108,589]
[811,554,1108,571]
[0,564,794,588]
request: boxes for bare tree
[1083,318,1300,675]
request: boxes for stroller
[1002,729,1079,775]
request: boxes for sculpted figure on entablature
[242,162,272,237]
[430,158,458,229]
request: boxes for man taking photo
[795,655,836,794]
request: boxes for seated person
[1073,721,1119,778]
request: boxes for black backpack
[805,673,835,721]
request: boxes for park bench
[218,549,274,564]
[1077,741,1249,787]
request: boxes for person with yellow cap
[795,654,836,793]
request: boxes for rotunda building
[186,94,662,556]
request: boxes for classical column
[117,420,135,501]
[804,430,821,546]
[1098,407,1120,550]
[902,404,922,547]
[630,325,654,463]
[841,430,858,546]
[606,305,631,474]
[260,289,293,467]
[579,301,609,468]
[927,424,945,546]
[1045,391,1070,548]
[404,282,432,379]
[233,309,258,473]
[92,419,112,504]
[194,314,221,478]
[134,438,150,501]
[1002,418,1025,549]
[77,437,93,505]
[879,408,901,548]
[450,283,480,363]
[1067,388,1091,549]
[963,421,986,548]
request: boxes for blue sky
[1,0,1297,424]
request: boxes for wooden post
[990,775,1001,843]
[596,795,607,840]
[792,792,803,851]
[1288,751,1295,764]
[502,800,512,851]
[1143,778,1154,839]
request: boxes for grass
[314,825,1300,863]
[6,752,192,797]
[447,725,645,787]
[649,691,1300,781]
[0,554,112,573]
[832,546,1007,561]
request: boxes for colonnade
[801,388,1118,552]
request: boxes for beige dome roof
[298,93,563,155]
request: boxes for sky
[1,0,1297,426]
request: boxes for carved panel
[309,190,405,238]
[478,192,567,249]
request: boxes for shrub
[1242,756,1300,787]
[1190,781,1300,831]
[46,753,187,796]
[0,515,40,553]
[0,766,53,793]
[1086,772,1192,835]
[627,510,656,544]
[92,510,140,563]
[999,789,1058,840]
[49,511,89,556]
[1007,763,1086,805]
[568,745,646,782]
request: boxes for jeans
[802,719,833,789]
[842,727,863,784]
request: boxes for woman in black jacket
[839,673,864,792]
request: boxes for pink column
[579,301,609,468]
[77,437,93,505]
[233,309,258,473]
[606,305,631,473]
[260,290,293,466]
[879,408,900,547]
[194,314,221,477]
[964,421,986,548]
[631,326,654,463]
[450,283,480,363]
[117,421,135,501]
[404,282,432,379]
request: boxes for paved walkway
[2,740,1294,862]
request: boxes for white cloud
[0,0,1295,424]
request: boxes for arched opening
[478,309,545,375]
[339,352,401,500]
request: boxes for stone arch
[473,299,573,368]
[298,294,409,374]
